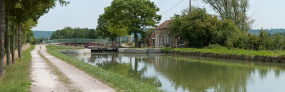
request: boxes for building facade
[149,20,183,47]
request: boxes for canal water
[66,53,285,92]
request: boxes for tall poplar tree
[0,0,5,76]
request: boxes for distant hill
[248,29,285,35]
[33,31,54,39]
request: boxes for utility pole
[189,0,191,15]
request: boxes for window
[164,36,169,45]
[164,36,167,45]
[156,35,159,45]
[179,38,185,45]
[167,36,169,45]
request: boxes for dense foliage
[169,7,285,50]
[169,8,241,48]
[51,27,97,39]
[232,30,285,50]
[97,0,161,47]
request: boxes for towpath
[30,45,115,92]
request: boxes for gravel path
[30,45,69,92]
[31,45,115,92]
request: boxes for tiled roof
[155,20,171,30]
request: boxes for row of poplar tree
[0,0,69,77]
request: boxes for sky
[32,0,285,31]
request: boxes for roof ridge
[155,20,172,30]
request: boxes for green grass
[163,48,285,56]
[0,46,35,92]
[46,45,162,92]
[167,56,285,70]
[46,45,83,50]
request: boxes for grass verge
[46,45,83,50]
[163,48,285,56]
[167,55,285,70]
[46,45,162,92]
[0,46,35,92]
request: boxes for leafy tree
[21,19,37,44]
[88,29,97,39]
[272,33,284,50]
[73,28,85,38]
[108,22,128,46]
[169,7,240,48]
[96,14,118,43]
[203,0,255,32]
[101,0,161,47]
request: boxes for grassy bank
[46,45,162,92]
[0,46,35,92]
[167,56,285,70]
[163,48,285,56]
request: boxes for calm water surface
[66,53,285,92]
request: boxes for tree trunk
[11,21,15,64]
[119,36,121,47]
[18,23,21,58]
[112,39,114,46]
[5,8,10,67]
[134,32,138,47]
[0,0,5,76]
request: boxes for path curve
[37,44,115,92]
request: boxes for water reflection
[66,53,285,92]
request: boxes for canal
[66,53,285,92]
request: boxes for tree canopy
[98,0,161,47]
[202,0,254,32]
[169,7,241,48]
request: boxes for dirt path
[31,45,115,92]
[30,45,69,92]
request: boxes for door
[152,39,155,47]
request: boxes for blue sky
[32,0,285,31]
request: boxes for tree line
[0,0,69,77]
[231,30,285,50]
[51,27,97,39]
